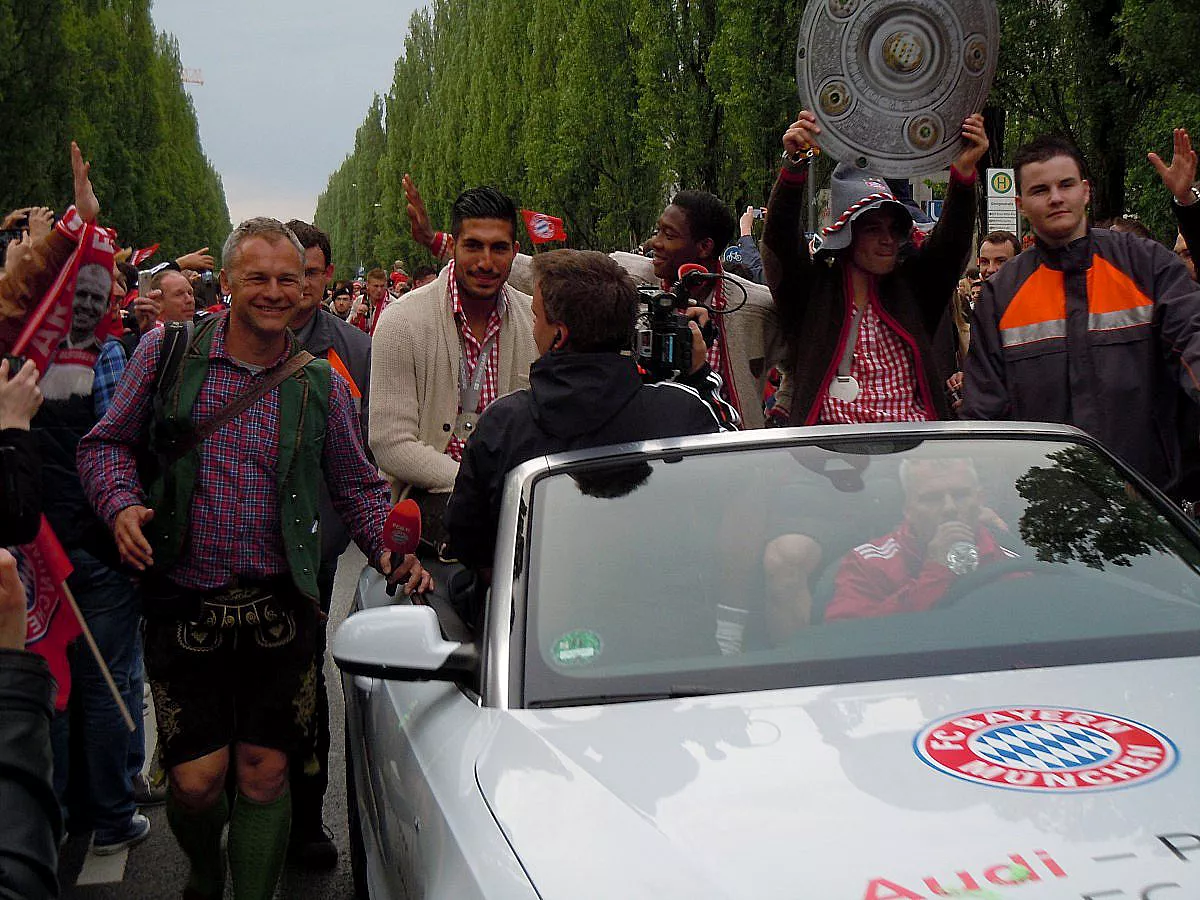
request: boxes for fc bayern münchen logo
[531,215,555,239]
[915,707,1177,793]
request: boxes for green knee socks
[228,789,292,900]
[166,789,228,899]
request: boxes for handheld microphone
[384,498,422,556]
[383,498,423,596]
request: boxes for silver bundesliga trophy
[795,0,999,176]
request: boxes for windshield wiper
[529,685,715,708]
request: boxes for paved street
[59,546,370,899]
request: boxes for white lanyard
[458,330,498,415]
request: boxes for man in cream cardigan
[370,186,538,546]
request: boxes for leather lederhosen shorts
[143,577,319,768]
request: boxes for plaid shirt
[78,318,390,590]
[92,337,129,418]
[445,260,505,462]
[818,290,928,425]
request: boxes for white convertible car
[336,423,1200,899]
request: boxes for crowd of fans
[0,116,1196,899]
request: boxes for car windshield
[519,436,1200,708]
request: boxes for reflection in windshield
[571,460,653,499]
[1017,445,1179,570]
[521,437,1200,707]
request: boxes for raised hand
[952,114,989,178]
[783,110,822,157]
[1148,128,1198,205]
[403,174,437,249]
[134,288,163,332]
[4,232,32,278]
[0,359,43,430]
[176,247,215,271]
[71,141,100,223]
[26,207,53,241]
[1,208,31,230]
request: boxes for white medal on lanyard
[828,302,868,404]
[828,374,861,402]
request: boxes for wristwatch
[1176,186,1200,207]
[781,147,819,169]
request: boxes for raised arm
[1151,127,1200,266]
[762,111,819,341]
[907,114,987,335]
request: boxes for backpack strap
[154,321,191,397]
[117,330,140,362]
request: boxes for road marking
[75,847,128,885]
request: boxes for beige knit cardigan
[369,266,537,493]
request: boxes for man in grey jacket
[282,219,373,868]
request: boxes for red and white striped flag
[130,243,160,266]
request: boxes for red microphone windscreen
[383,498,422,556]
[677,263,709,282]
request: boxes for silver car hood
[475,656,1198,899]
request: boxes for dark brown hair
[284,219,332,268]
[1013,135,1088,193]
[979,230,1021,257]
[532,249,638,352]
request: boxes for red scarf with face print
[11,208,119,397]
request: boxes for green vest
[145,315,331,600]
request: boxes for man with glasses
[282,218,372,869]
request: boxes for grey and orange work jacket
[963,228,1200,493]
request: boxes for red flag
[15,517,81,712]
[521,209,567,244]
[130,243,160,266]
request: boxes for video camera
[634,266,744,382]
[634,283,694,381]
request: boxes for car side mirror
[332,605,478,683]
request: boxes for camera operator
[446,249,732,607]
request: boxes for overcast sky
[151,0,424,227]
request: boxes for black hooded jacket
[446,351,728,569]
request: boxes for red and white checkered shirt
[818,288,928,425]
[445,260,506,462]
[78,319,391,590]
